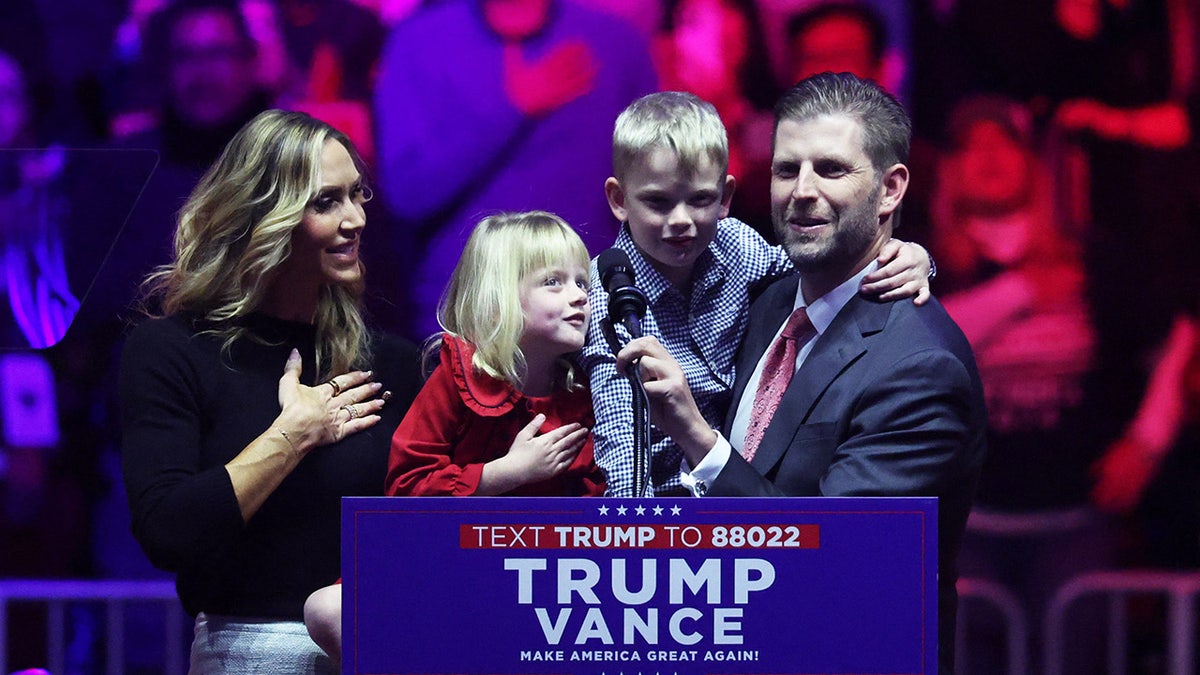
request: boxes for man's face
[168,9,256,127]
[605,146,733,288]
[670,0,748,100]
[483,0,553,41]
[770,114,891,276]
[791,15,878,84]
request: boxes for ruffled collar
[442,334,523,416]
[441,334,591,420]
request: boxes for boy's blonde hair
[611,91,729,181]
[436,211,590,390]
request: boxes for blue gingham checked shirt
[581,219,793,497]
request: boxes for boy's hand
[503,41,597,117]
[504,414,589,483]
[861,239,932,305]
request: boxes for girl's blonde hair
[436,211,590,390]
[142,109,370,378]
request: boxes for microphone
[597,248,653,497]
[598,248,648,339]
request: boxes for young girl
[304,211,605,659]
[387,209,606,496]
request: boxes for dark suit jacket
[714,273,987,673]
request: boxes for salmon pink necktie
[741,307,814,462]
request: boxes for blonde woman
[119,109,420,673]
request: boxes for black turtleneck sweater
[119,313,420,618]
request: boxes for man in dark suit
[617,72,987,674]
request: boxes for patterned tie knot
[780,307,812,342]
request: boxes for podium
[342,497,937,674]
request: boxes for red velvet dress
[385,335,605,496]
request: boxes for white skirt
[189,613,338,674]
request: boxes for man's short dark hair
[773,71,910,171]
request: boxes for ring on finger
[343,403,359,420]
[325,378,343,396]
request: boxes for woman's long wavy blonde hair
[142,109,370,378]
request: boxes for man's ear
[719,174,737,218]
[605,177,628,222]
[878,163,909,219]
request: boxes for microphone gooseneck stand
[597,248,652,498]
[599,316,652,498]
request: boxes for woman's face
[671,0,748,99]
[955,121,1036,265]
[955,120,1031,214]
[284,140,368,289]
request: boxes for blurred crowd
[0,0,1198,672]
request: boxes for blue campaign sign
[342,497,937,675]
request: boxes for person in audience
[104,0,274,325]
[372,0,657,338]
[931,94,1111,675]
[1092,305,1200,568]
[654,0,778,231]
[786,2,887,87]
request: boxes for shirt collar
[794,260,879,334]
[443,333,521,416]
[614,223,725,303]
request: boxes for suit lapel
[748,295,892,474]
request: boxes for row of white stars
[596,504,683,516]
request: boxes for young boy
[582,91,930,497]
